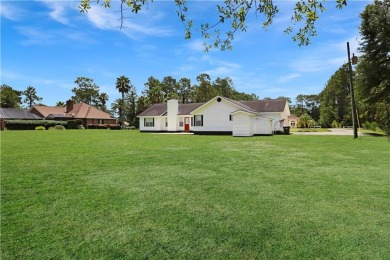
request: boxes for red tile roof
[31,102,113,119]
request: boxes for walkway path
[292,128,362,136]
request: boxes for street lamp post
[347,42,358,139]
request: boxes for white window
[194,115,203,126]
[144,118,154,127]
[179,117,184,127]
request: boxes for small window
[229,115,232,121]
[144,118,154,127]
[194,115,203,126]
[98,119,104,124]
[165,118,168,127]
[179,117,184,127]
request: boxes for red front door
[184,117,190,131]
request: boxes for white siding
[253,117,272,135]
[167,100,178,132]
[258,112,285,132]
[232,113,254,137]
[139,116,165,131]
[192,98,235,132]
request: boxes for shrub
[108,124,121,130]
[54,125,66,130]
[5,120,67,130]
[67,120,77,129]
[77,125,85,130]
[331,120,339,128]
[45,120,67,129]
[363,122,378,131]
[75,119,83,126]
[87,124,97,129]
[35,126,46,130]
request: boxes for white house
[138,100,204,132]
[138,96,290,136]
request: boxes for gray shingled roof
[0,108,43,120]
[178,103,204,115]
[240,99,287,113]
[137,103,167,117]
[138,98,287,116]
[138,103,205,117]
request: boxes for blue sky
[1,0,369,107]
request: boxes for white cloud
[85,5,173,39]
[15,26,93,45]
[0,2,25,21]
[38,0,79,25]
[186,39,205,52]
[277,73,301,83]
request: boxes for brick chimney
[66,100,74,113]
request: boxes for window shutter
[201,115,203,126]
[152,118,154,127]
[144,118,146,127]
[191,117,193,126]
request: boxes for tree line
[0,73,260,128]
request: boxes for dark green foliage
[72,77,100,105]
[5,120,67,130]
[87,124,109,129]
[355,0,390,134]
[23,86,42,108]
[67,120,77,129]
[319,64,351,127]
[76,119,83,126]
[108,124,121,130]
[0,85,22,108]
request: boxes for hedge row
[87,124,121,130]
[67,119,83,129]
[5,120,68,130]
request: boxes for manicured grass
[1,130,389,259]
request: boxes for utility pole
[347,42,358,139]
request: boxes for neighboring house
[30,100,116,127]
[138,96,291,137]
[288,114,300,128]
[0,108,43,130]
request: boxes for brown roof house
[30,100,116,128]
[138,96,291,136]
[0,108,43,130]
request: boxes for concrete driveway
[291,128,360,136]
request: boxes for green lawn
[1,130,389,259]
